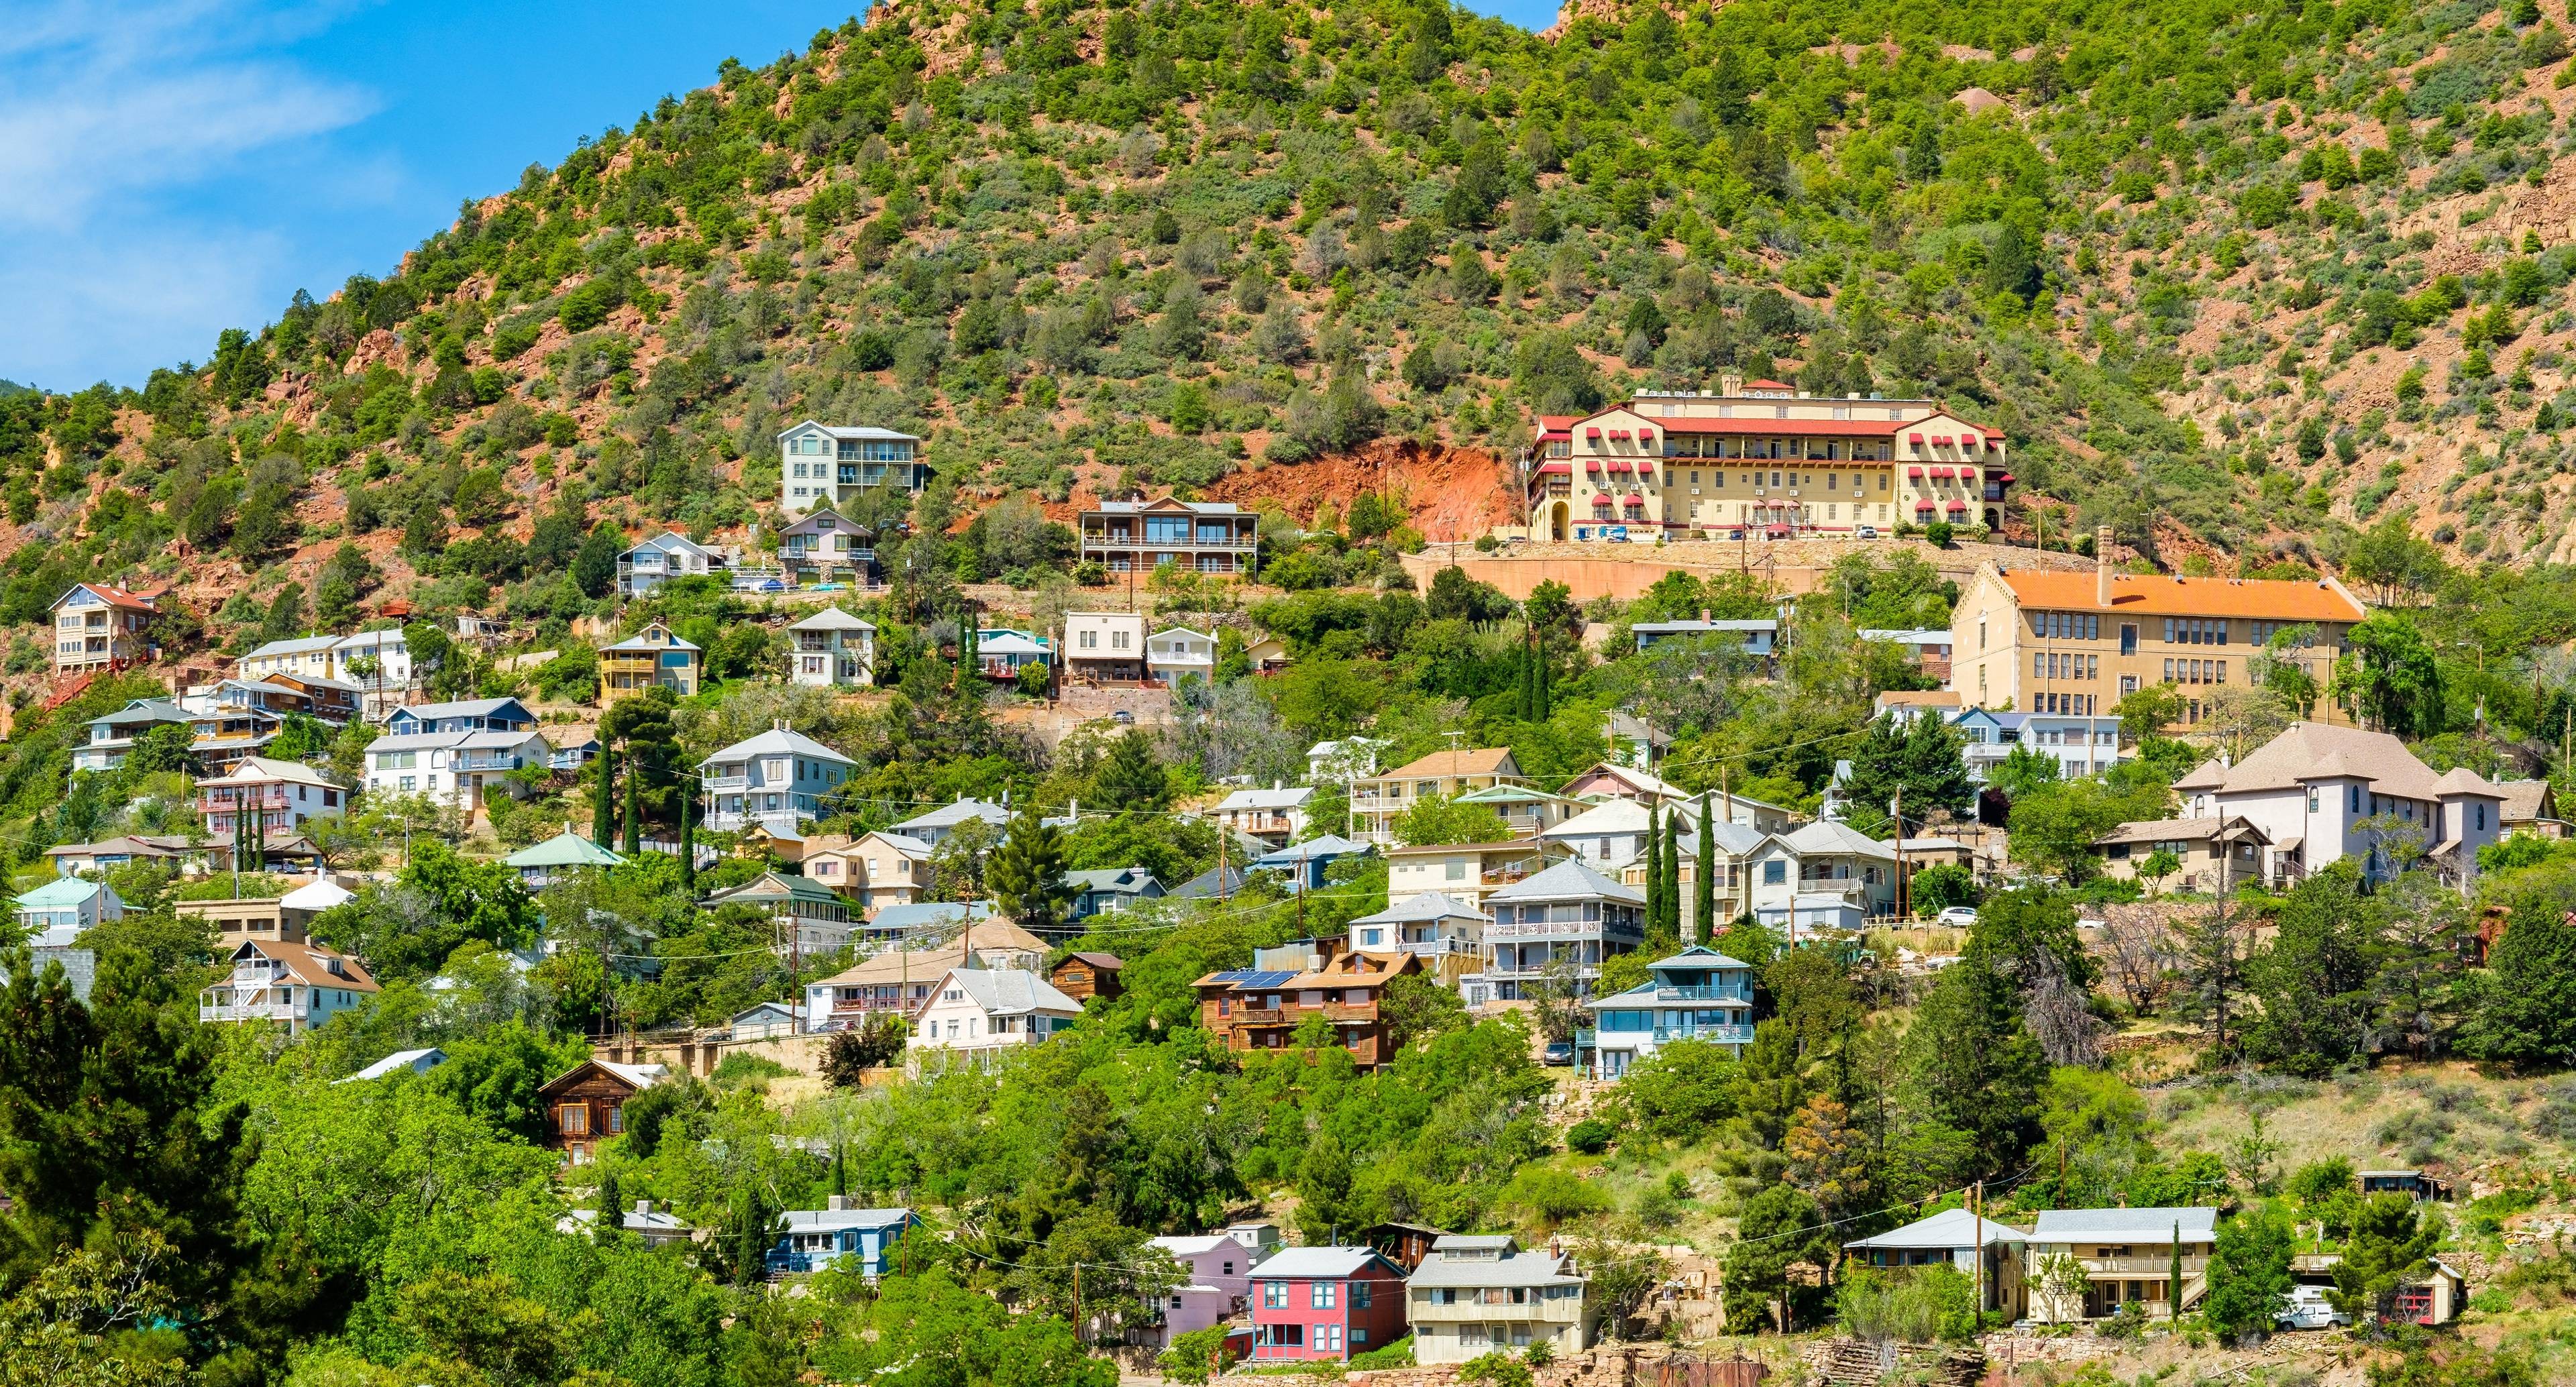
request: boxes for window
[558,1104,589,1135]
[1763,860,1786,884]
[2477,803,2488,831]
[607,1105,625,1133]
[1265,1282,1289,1309]
[1352,1282,1371,1309]
[1311,1281,1337,1309]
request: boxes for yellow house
[1351,748,1527,844]
[598,622,702,708]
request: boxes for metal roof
[2029,1207,2219,1243]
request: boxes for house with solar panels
[1193,945,1421,1068]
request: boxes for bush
[1834,1264,1982,1343]
[1160,1325,1246,1382]
[711,1052,790,1088]
[1348,1335,1415,1370]
[822,1015,908,1085]
[1564,1119,1615,1155]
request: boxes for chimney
[635,1199,653,1216]
[1719,371,1744,397]
[828,1195,854,1211]
[2095,526,2116,608]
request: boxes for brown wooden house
[1051,951,1125,1003]
[1191,949,1424,1070]
[1360,1221,1447,1272]
[536,1059,667,1162]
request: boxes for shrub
[1565,1119,1615,1154]
[1348,1335,1415,1370]
[822,1015,908,1085]
[1834,1264,1981,1343]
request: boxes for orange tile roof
[1997,569,2365,622]
[1876,689,1964,707]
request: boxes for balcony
[1650,985,1751,1003]
[1232,1007,1289,1027]
[199,789,294,812]
[1488,920,1644,940]
[704,775,751,792]
[2082,1256,2210,1276]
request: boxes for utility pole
[1973,1181,1986,1317]
[1890,787,1907,925]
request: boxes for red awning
[1906,466,1925,479]
[1592,495,1615,508]
[1585,428,1602,439]
[1622,494,1645,505]
[1537,461,1570,474]
[1764,524,1792,537]
[1908,433,1926,444]
[1585,457,1603,469]
[1607,459,1631,473]
[1915,502,1937,512]
[1638,430,1657,446]
[1928,467,1948,480]
[1991,472,2015,484]
[1965,433,1982,449]
[1946,500,1969,512]
[1961,469,1979,484]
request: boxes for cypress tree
[1644,806,1664,932]
[595,1166,625,1247]
[1695,792,1717,943]
[678,777,696,893]
[593,744,616,845]
[1662,807,1682,934]
[621,759,641,856]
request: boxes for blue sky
[3,0,1556,392]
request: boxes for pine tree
[593,744,616,845]
[2464,893,2576,1066]
[1695,792,1717,943]
[989,808,1076,934]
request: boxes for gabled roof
[1089,495,1246,516]
[538,1058,666,1097]
[1774,820,1898,861]
[707,871,846,907]
[1251,1246,1402,1280]
[2092,816,2269,848]
[779,1205,914,1232]
[893,797,1012,834]
[1351,891,1489,926]
[867,900,996,932]
[929,966,1083,1017]
[777,420,921,443]
[625,530,719,558]
[1546,797,1682,842]
[389,698,531,724]
[55,582,159,613]
[88,698,189,728]
[1371,748,1521,781]
[1489,858,1644,905]
[505,831,628,870]
[855,830,935,858]
[231,938,378,992]
[2194,722,2495,801]
[1409,1245,1582,1290]
[1215,785,1315,812]
[1844,1207,2027,1251]
[211,756,339,788]
[702,726,857,767]
[1064,866,1159,894]
[1992,567,2365,622]
[16,878,108,909]
[1252,834,1369,868]
[785,608,877,632]
[241,635,344,659]
[280,879,354,911]
[2498,779,2559,822]
[780,506,875,539]
[1063,950,1124,969]
[601,623,701,653]
[2030,1207,2218,1243]
[343,1047,447,1082]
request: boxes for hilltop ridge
[5,0,2576,647]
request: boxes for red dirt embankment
[1199,438,1521,541]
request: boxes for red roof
[1743,380,1795,390]
[67,583,158,613]
[1656,417,1909,437]
[1536,461,1570,474]
[1538,415,1576,431]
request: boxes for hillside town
[6,392,2571,1387]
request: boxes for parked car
[1933,906,1980,927]
[1855,524,1879,539]
[732,574,785,594]
[2277,1286,2348,1330]
[1111,710,1135,725]
[1541,1041,1575,1066]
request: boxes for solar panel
[1233,970,1297,989]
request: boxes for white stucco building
[2173,722,2504,885]
[700,724,857,832]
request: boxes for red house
[1247,1246,1409,1362]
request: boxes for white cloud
[0,0,380,383]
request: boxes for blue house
[1578,944,1756,1078]
[768,1203,920,1277]
[1063,867,1163,922]
[385,698,537,736]
[1250,834,1373,891]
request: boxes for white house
[331,628,415,716]
[72,698,191,774]
[197,757,347,841]
[1147,1229,1270,1348]
[1843,1209,2027,1319]
[1582,945,1755,1077]
[617,531,727,598]
[2173,721,2506,885]
[700,724,857,832]
[1348,891,1488,973]
[1146,626,1216,686]
[786,609,875,687]
[1746,820,1896,925]
[1063,611,1148,682]
[364,727,553,814]
[1212,785,1314,848]
[1474,859,1646,1003]
[776,421,927,515]
[50,581,160,676]
[1406,1235,1594,1364]
[198,939,378,1033]
[906,967,1083,1068]
[2026,1207,2218,1322]
[237,634,343,682]
[1307,736,1390,783]
[1542,797,1690,868]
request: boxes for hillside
[9,0,2576,648]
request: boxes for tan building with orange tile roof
[1951,528,2367,728]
